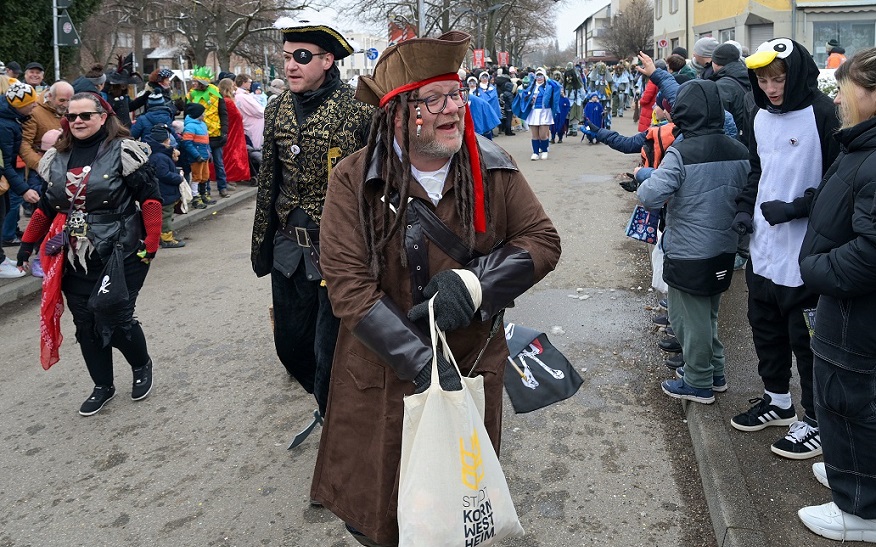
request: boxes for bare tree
[601,0,653,59]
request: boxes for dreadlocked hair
[358,91,489,281]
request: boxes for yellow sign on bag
[460,430,484,490]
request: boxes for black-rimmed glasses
[285,49,330,65]
[412,88,469,115]
[64,112,102,121]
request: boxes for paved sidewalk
[0,186,257,309]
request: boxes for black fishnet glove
[17,242,35,267]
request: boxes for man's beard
[410,125,463,160]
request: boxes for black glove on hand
[407,270,476,331]
[413,352,463,394]
[584,119,600,133]
[619,173,638,192]
[760,200,797,226]
[732,212,754,235]
[16,242,34,267]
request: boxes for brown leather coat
[311,137,561,544]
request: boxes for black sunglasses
[65,111,102,121]
[285,49,330,65]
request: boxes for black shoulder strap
[408,199,483,265]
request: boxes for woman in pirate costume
[16,92,162,416]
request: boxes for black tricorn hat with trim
[274,15,357,61]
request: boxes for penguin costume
[730,38,841,460]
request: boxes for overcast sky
[555,0,607,49]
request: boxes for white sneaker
[530,153,539,161]
[540,151,549,160]
[798,502,876,542]
[0,258,25,279]
[813,462,831,489]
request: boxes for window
[813,20,876,67]
[719,28,736,43]
[655,0,662,19]
[117,32,133,48]
[670,0,678,14]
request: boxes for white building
[337,31,388,81]
[574,3,615,62]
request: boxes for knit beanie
[6,82,37,109]
[712,43,741,66]
[185,102,205,119]
[150,124,170,143]
[693,37,719,59]
[671,47,688,59]
[147,91,165,108]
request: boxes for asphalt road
[0,113,833,546]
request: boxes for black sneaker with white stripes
[771,418,822,460]
[731,394,798,432]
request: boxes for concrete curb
[685,400,768,547]
[0,186,257,310]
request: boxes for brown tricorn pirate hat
[356,31,471,107]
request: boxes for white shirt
[393,139,451,205]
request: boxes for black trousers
[745,264,818,419]
[271,260,339,417]
[64,255,151,387]
[814,353,876,518]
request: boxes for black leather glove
[407,270,476,331]
[619,173,638,192]
[584,119,600,133]
[732,212,754,235]
[16,242,34,267]
[413,352,463,393]
[760,200,797,226]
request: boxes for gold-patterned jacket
[251,84,373,277]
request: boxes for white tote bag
[398,297,524,547]
[651,230,669,294]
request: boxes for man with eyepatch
[251,15,373,422]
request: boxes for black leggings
[64,255,151,387]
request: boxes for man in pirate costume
[310,31,560,546]
[250,16,373,419]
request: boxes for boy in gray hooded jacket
[635,79,750,403]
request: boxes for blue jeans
[2,191,22,241]
[271,260,339,417]
[210,143,227,191]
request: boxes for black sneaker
[730,394,798,432]
[651,314,670,327]
[131,360,153,401]
[771,417,822,460]
[658,335,682,353]
[664,353,684,370]
[79,385,116,416]
[657,298,668,310]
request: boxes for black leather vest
[45,139,143,259]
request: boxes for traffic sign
[56,10,81,46]
[657,39,668,49]
[365,48,379,61]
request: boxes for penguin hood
[746,38,822,113]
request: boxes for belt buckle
[295,227,310,247]
[68,210,88,238]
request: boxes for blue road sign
[366,48,379,61]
